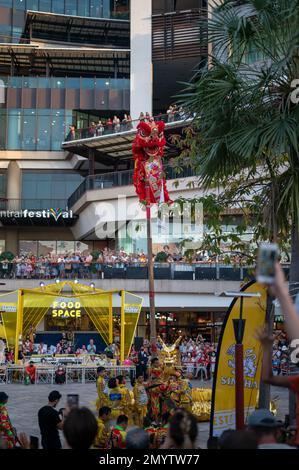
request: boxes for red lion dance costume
[132,120,171,204]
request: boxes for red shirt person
[25,361,36,384]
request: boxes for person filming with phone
[255,245,299,448]
[38,391,66,449]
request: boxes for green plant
[0,251,15,261]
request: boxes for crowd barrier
[0,364,136,385]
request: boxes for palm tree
[181,0,299,288]
[180,0,299,415]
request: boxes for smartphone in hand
[257,243,278,284]
[67,394,79,409]
[30,435,39,449]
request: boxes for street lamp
[219,291,261,430]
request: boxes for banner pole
[145,180,156,352]
[108,293,113,344]
[14,289,24,363]
[120,289,125,362]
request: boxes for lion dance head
[132,120,172,204]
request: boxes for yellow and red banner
[210,281,268,437]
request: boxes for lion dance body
[132,120,171,204]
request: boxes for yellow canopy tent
[0,282,143,362]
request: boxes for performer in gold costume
[133,375,149,427]
[170,370,192,413]
[107,376,132,422]
[94,406,111,449]
[157,335,182,372]
[96,367,107,410]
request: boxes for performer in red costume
[132,120,171,204]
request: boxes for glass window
[22,171,83,201]
[38,0,51,13]
[0,173,7,198]
[13,0,25,10]
[23,77,37,88]
[22,110,36,150]
[51,110,66,151]
[12,26,22,43]
[65,0,77,16]
[57,241,75,255]
[82,78,95,89]
[51,77,65,88]
[0,24,12,43]
[90,0,102,17]
[7,109,22,150]
[9,77,21,88]
[19,240,38,256]
[37,241,57,256]
[78,0,89,17]
[0,240,5,254]
[37,109,51,150]
[95,78,105,89]
[26,0,39,9]
[52,0,64,14]
[0,111,6,150]
[66,77,80,88]
[0,1,12,6]
[111,0,129,19]
[37,77,51,88]
[75,241,93,255]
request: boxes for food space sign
[51,297,82,318]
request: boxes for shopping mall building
[0,0,248,343]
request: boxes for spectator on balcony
[64,256,72,279]
[113,116,121,133]
[83,253,93,277]
[122,114,128,131]
[96,120,105,136]
[167,105,175,123]
[155,245,173,263]
[57,256,65,278]
[88,122,97,137]
[106,118,113,133]
[66,124,76,141]
[1,259,10,278]
[71,253,80,279]
[127,115,133,129]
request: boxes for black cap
[0,392,8,403]
[48,391,62,402]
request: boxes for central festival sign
[51,297,82,318]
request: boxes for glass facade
[0,109,72,151]
[21,171,84,204]
[0,76,129,150]
[19,240,94,256]
[0,0,129,19]
[2,76,129,90]
[0,0,129,42]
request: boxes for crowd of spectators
[65,105,188,142]
[0,246,256,279]
[179,337,217,380]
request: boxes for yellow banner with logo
[210,281,268,437]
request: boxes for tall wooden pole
[145,181,156,349]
